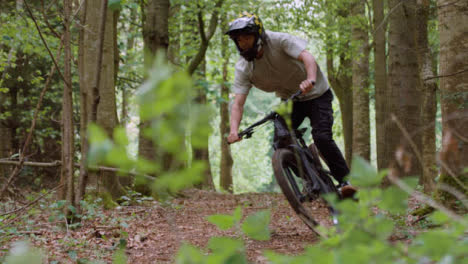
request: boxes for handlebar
[228,90,302,144]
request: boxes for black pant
[291,89,349,182]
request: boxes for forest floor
[0,188,420,263]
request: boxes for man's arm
[298,50,317,94]
[227,93,248,144]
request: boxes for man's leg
[305,90,350,183]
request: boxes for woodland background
[0,0,467,263]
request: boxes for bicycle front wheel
[272,148,334,235]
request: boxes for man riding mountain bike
[225,12,356,197]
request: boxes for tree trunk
[138,0,170,167]
[373,0,388,170]
[385,0,422,183]
[436,0,468,211]
[193,59,214,190]
[185,2,225,190]
[327,51,353,164]
[97,3,124,199]
[415,0,437,193]
[77,0,124,201]
[76,0,89,205]
[59,0,75,209]
[219,15,233,193]
[351,1,370,161]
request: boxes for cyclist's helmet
[225,12,266,61]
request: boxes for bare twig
[64,214,69,235]
[23,1,71,89]
[0,184,63,217]
[391,114,424,171]
[17,230,44,235]
[40,0,61,39]
[436,157,468,191]
[387,172,465,223]
[0,159,156,181]
[187,0,225,75]
[71,0,85,23]
[372,0,403,36]
[424,68,468,81]
[437,183,468,209]
[391,114,467,191]
[0,160,61,167]
[437,0,463,9]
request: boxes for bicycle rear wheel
[272,148,337,235]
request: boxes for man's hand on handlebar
[227,131,242,144]
[299,79,315,94]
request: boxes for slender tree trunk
[193,59,214,190]
[327,51,353,164]
[351,1,370,161]
[59,0,75,209]
[220,20,233,192]
[97,3,124,199]
[373,0,388,170]
[436,0,468,211]
[114,10,120,106]
[138,0,170,167]
[185,2,224,190]
[186,0,225,75]
[415,0,437,193]
[385,0,422,183]
[76,0,89,206]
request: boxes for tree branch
[424,68,468,81]
[391,114,467,191]
[23,1,71,89]
[0,159,156,181]
[387,171,465,223]
[0,184,63,217]
[40,0,61,39]
[0,160,61,167]
[197,6,207,44]
[187,0,224,75]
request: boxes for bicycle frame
[237,91,340,230]
[239,110,327,195]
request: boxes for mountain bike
[235,91,341,236]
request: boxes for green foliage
[118,189,154,206]
[88,56,212,199]
[206,206,242,230]
[0,3,71,180]
[3,241,43,264]
[108,0,123,11]
[241,210,271,241]
[205,206,271,241]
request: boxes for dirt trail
[1,189,332,263]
